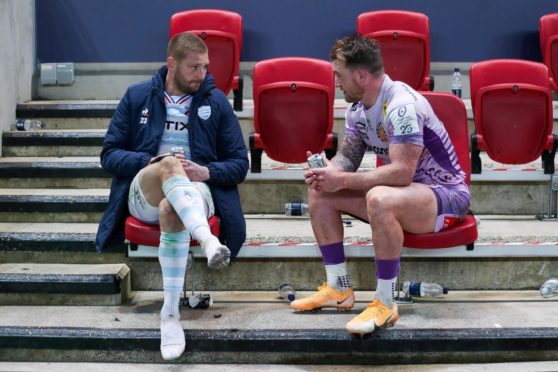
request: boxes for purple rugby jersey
[345,75,467,189]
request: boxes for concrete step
[2,130,104,157]
[0,216,557,291]
[0,189,106,223]
[16,101,116,119]
[0,263,130,305]
[0,290,556,364]
[0,152,556,216]
[3,362,558,371]
[14,99,558,152]
[0,157,109,188]
[0,171,553,217]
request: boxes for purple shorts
[430,184,470,232]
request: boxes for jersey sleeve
[386,103,424,147]
[344,106,361,138]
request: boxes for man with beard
[290,34,469,334]
[95,32,248,360]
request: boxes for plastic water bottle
[278,283,296,301]
[540,278,558,298]
[451,68,462,98]
[15,119,45,131]
[403,281,448,297]
[285,202,308,216]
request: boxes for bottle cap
[454,67,460,72]
[408,281,421,296]
[16,119,29,131]
[287,293,295,301]
[443,287,449,295]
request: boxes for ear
[356,68,367,83]
[166,56,176,72]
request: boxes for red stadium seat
[357,10,433,91]
[170,9,244,111]
[249,57,338,173]
[470,59,557,174]
[377,93,477,302]
[125,215,221,249]
[540,13,558,93]
[401,92,477,249]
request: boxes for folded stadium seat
[357,10,433,91]
[249,57,338,173]
[469,59,557,174]
[540,13,558,94]
[125,215,220,251]
[170,9,244,111]
[400,92,477,250]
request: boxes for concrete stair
[4,100,558,216]
[0,291,557,364]
[0,99,557,365]
[2,130,104,157]
[0,263,130,305]
[0,156,554,215]
[0,217,557,292]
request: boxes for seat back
[357,10,430,90]
[422,92,471,185]
[169,9,242,95]
[540,13,558,92]
[253,57,334,163]
[470,59,553,164]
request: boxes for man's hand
[309,166,345,192]
[304,150,344,192]
[176,155,210,182]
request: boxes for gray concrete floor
[0,291,556,331]
[1,361,558,371]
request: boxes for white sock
[161,291,181,320]
[324,262,351,291]
[158,230,189,319]
[191,225,230,269]
[376,277,397,307]
[163,176,208,232]
[160,317,186,360]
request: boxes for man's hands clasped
[304,151,344,193]
[175,154,210,182]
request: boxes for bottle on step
[285,202,308,216]
[540,278,558,298]
[451,68,462,98]
[278,283,296,302]
[16,119,45,131]
[403,281,448,297]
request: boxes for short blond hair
[167,32,208,61]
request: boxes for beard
[342,91,357,103]
[174,72,202,95]
[341,83,364,103]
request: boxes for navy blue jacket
[95,66,248,258]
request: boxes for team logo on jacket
[140,108,149,125]
[198,105,211,120]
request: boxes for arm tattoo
[331,135,368,172]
